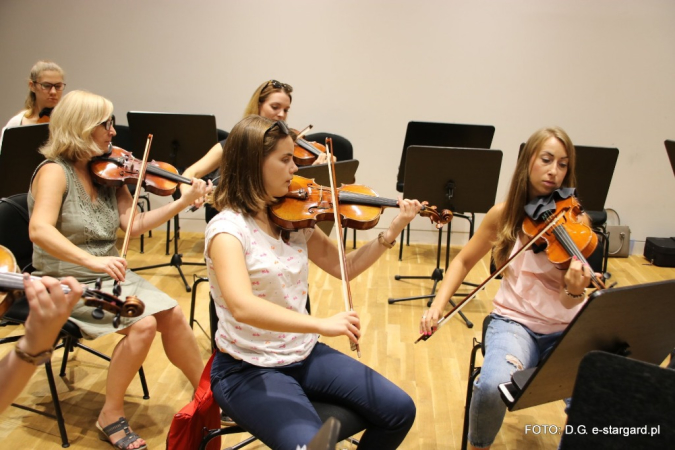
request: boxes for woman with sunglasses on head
[28,90,210,450]
[206,115,419,449]
[420,127,598,450]
[1,60,66,147]
[181,80,333,210]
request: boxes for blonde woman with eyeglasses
[4,60,66,129]
[28,90,210,450]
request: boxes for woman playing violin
[0,275,81,414]
[2,60,65,136]
[181,79,333,209]
[420,126,599,450]
[206,115,420,449]
[28,90,209,450]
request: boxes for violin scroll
[419,203,453,229]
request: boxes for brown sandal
[96,417,147,450]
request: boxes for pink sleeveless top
[492,236,587,334]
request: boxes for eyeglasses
[264,80,293,93]
[100,115,116,131]
[265,120,290,136]
[34,81,66,91]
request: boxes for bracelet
[564,287,586,299]
[377,232,396,249]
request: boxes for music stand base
[131,253,205,292]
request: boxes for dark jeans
[211,342,416,450]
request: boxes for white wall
[1,0,673,252]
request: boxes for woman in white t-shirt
[205,115,420,450]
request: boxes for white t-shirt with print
[205,209,318,367]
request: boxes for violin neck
[0,272,80,295]
[145,164,192,185]
[338,192,399,209]
[296,138,322,157]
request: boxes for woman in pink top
[421,126,597,449]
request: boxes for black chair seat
[586,210,607,228]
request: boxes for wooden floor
[1,231,673,449]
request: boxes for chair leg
[462,341,483,450]
[44,360,70,447]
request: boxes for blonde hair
[492,126,577,267]
[243,80,293,118]
[24,60,65,116]
[39,90,113,162]
[213,115,296,216]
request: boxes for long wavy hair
[212,115,296,216]
[492,126,577,267]
[242,80,293,118]
[39,90,113,162]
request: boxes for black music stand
[0,123,49,197]
[389,146,502,328]
[126,112,218,292]
[498,279,675,412]
[297,159,360,240]
[396,122,495,260]
[396,121,495,193]
[665,139,675,178]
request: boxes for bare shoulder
[33,162,66,191]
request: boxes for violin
[37,107,53,124]
[291,124,328,166]
[294,138,327,166]
[269,175,453,231]
[89,144,193,196]
[416,192,608,343]
[522,194,605,289]
[0,245,145,328]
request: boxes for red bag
[166,352,221,450]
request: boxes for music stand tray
[0,123,49,197]
[389,146,503,325]
[499,279,675,411]
[126,111,219,292]
[297,159,360,237]
[396,121,495,193]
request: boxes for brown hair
[212,115,296,216]
[492,126,577,266]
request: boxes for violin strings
[545,212,603,287]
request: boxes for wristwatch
[15,341,53,366]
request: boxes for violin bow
[120,134,153,259]
[416,206,569,343]
[325,137,361,358]
[296,124,313,140]
[112,134,152,298]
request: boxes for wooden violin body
[269,175,453,231]
[89,146,192,196]
[522,196,598,269]
[293,138,327,166]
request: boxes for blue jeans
[469,313,563,448]
[211,342,416,450]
